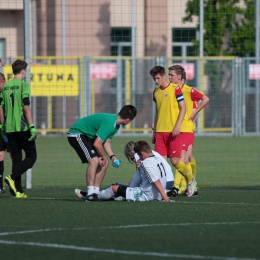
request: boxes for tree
[183,0,255,128]
[183,0,255,57]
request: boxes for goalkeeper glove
[28,124,38,141]
[112,159,122,168]
[0,124,5,139]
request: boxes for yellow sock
[190,157,197,190]
[174,169,182,189]
[186,163,192,177]
[190,157,196,178]
[175,161,192,183]
[180,177,187,191]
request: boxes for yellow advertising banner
[3,65,79,96]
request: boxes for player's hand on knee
[99,157,107,167]
[28,124,38,141]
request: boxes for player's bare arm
[152,111,158,144]
[172,100,186,137]
[153,179,170,202]
[103,139,117,163]
[189,95,210,121]
[93,137,108,167]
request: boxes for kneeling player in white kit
[99,140,171,202]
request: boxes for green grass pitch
[3,135,260,188]
[1,136,260,259]
[1,187,260,259]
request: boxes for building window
[0,39,6,63]
[111,28,132,56]
[172,28,196,56]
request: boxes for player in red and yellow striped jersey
[169,66,209,196]
[150,66,195,197]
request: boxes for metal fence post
[24,0,32,189]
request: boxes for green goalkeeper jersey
[1,78,31,133]
[68,113,120,142]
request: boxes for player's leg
[13,132,37,198]
[4,132,22,196]
[154,132,168,160]
[188,144,198,195]
[0,137,5,193]
[68,134,101,201]
[93,157,109,194]
[168,134,194,196]
[0,154,4,193]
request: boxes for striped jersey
[139,154,168,201]
[153,83,184,132]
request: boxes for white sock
[98,186,114,201]
[94,186,100,193]
[87,186,95,195]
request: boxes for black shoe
[0,187,5,193]
[167,187,179,197]
[85,193,100,202]
[193,190,199,196]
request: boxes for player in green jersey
[68,105,137,201]
[0,60,38,198]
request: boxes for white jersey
[126,154,168,201]
[130,150,173,188]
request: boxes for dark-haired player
[70,105,137,201]
[0,60,38,198]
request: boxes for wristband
[110,154,116,160]
[29,124,35,129]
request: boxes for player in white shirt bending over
[99,140,171,202]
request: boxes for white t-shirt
[126,153,169,201]
[130,150,174,187]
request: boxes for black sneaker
[193,190,199,196]
[85,193,100,202]
[0,187,5,193]
[167,187,179,197]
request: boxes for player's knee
[170,157,180,167]
[26,156,37,168]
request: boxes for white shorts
[126,187,146,202]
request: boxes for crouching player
[99,140,172,202]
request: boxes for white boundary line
[0,239,259,260]
[1,222,260,237]
[30,197,260,206]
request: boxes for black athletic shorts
[0,136,10,153]
[67,134,99,163]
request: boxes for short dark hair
[149,66,165,78]
[12,60,28,75]
[134,140,152,154]
[118,105,137,120]
[0,72,5,81]
[168,65,185,80]
[182,70,186,83]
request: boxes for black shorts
[0,136,10,153]
[67,134,99,163]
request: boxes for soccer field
[1,187,260,260]
[3,135,260,189]
[1,136,260,259]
